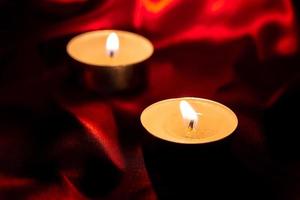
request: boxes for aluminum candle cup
[66,30,154,94]
[140,97,239,199]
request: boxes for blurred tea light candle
[140,97,238,144]
[66,30,154,94]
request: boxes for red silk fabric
[0,0,299,199]
[40,0,297,56]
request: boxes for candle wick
[188,120,194,131]
[109,51,114,58]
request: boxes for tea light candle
[66,30,154,94]
[140,97,238,144]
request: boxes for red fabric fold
[64,101,125,171]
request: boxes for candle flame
[180,100,199,131]
[106,32,119,57]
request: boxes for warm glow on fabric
[210,0,225,12]
[133,0,297,56]
[141,0,173,13]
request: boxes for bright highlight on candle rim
[106,32,119,54]
[180,100,199,123]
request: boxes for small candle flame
[180,100,199,131]
[106,32,119,57]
